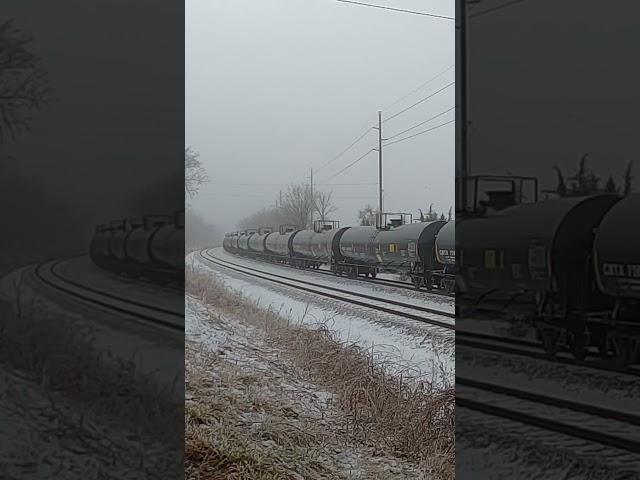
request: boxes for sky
[462,0,640,195]
[186,0,455,232]
[3,0,183,258]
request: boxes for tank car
[90,211,185,284]
[433,220,455,292]
[592,193,640,365]
[237,229,256,255]
[457,192,621,360]
[248,227,274,255]
[223,233,232,252]
[90,220,129,273]
[264,225,301,263]
[149,211,184,271]
[291,220,347,269]
[333,214,448,289]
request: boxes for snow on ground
[189,251,454,387]
[457,342,640,415]
[455,428,631,480]
[0,262,183,396]
[457,318,640,477]
[0,261,183,479]
[0,367,177,479]
[210,247,454,314]
[185,294,430,479]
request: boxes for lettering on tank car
[602,263,640,278]
[528,245,546,268]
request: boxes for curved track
[34,259,184,333]
[199,249,455,331]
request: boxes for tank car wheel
[412,276,423,289]
[348,266,357,279]
[370,271,377,279]
[568,331,588,361]
[539,327,561,356]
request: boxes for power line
[384,118,454,147]
[334,0,454,19]
[318,182,377,186]
[316,126,374,172]
[319,149,376,183]
[386,106,455,140]
[205,183,290,187]
[198,192,275,198]
[382,65,454,112]
[469,0,530,18]
[383,81,455,123]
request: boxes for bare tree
[419,203,440,222]
[314,190,337,221]
[0,20,55,143]
[185,147,209,199]
[238,206,288,230]
[358,204,378,226]
[282,183,314,229]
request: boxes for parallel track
[457,329,640,377]
[34,260,183,333]
[458,376,640,454]
[199,249,455,331]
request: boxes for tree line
[238,184,337,230]
[546,154,633,198]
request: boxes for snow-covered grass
[0,298,183,478]
[189,252,454,388]
[186,267,455,479]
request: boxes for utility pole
[458,0,468,211]
[279,189,282,208]
[310,167,314,226]
[378,110,383,228]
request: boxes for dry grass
[0,299,183,478]
[186,266,454,479]
[186,342,345,480]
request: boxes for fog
[463,0,640,193]
[186,0,455,234]
[2,1,183,268]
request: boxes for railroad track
[458,376,640,455]
[198,249,455,331]
[457,328,640,377]
[34,259,184,333]
[223,248,454,298]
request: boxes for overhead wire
[334,0,454,19]
[384,118,455,147]
[316,125,374,172]
[319,149,376,183]
[382,64,454,112]
[383,81,455,123]
[469,0,530,18]
[386,106,455,140]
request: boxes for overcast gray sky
[186,0,454,232]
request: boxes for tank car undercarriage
[461,288,640,368]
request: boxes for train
[456,175,640,367]
[89,210,184,284]
[223,214,455,293]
